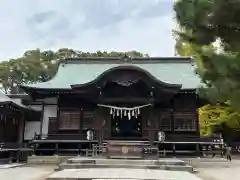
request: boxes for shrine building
[17,56,220,157]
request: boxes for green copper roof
[20,57,201,89]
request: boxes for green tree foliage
[174,0,240,106]
[0,49,148,93]
[174,0,240,136]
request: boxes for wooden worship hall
[18,56,222,158]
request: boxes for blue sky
[0,0,175,61]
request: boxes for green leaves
[175,0,240,135]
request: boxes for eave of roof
[19,56,201,90]
[0,92,39,111]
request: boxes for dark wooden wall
[0,105,21,143]
[50,91,199,142]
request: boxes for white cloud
[0,0,175,61]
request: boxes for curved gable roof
[19,57,201,90]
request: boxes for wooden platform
[104,140,152,159]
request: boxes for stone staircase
[57,157,194,172]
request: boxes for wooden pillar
[0,110,3,143]
[93,107,104,145]
[195,93,200,136]
[18,111,25,143]
[0,109,6,143]
[148,107,154,146]
[196,143,200,156]
[172,143,176,157]
[55,143,59,155]
[39,104,45,136]
[170,99,175,132]
[103,108,111,142]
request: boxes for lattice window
[174,111,196,131]
[159,111,171,131]
[48,117,57,133]
[59,111,80,130]
[82,111,94,129]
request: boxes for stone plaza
[0,157,240,180]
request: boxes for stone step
[182,157,229,163]
[67,157,188,166]
[28,156,72,164]
[47,168,200,180]
[58,162,193,172]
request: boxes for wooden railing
[162,135,221,143]
[0,143,32,164]
[33,133,87,141]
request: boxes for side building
[0,92,40,163]
[19,56,219,157]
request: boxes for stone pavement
[0,166,55,180]
[1,158,240,180]
[47,168,203,180]
[0,163,24,169]
[197,166,240,180]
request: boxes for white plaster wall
[42,105,57,135]
[24,105,42,140]
[42,97,57,134]
[24,121,41,140]
[24,97,57,139]
[9,101,41,140]
[29,105,42,111]
[42,97,57,104]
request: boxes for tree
[174,0,240,108]
[0,49,148,93]
[174,0,240,137]
[199,104,227,136]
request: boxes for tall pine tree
[174,0,240,137]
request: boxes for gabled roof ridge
[60,56,194,64]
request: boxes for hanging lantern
[120,109,123,119]
[110,108,113,114]
[116,109,119,116]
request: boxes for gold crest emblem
[121,146,128,154]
